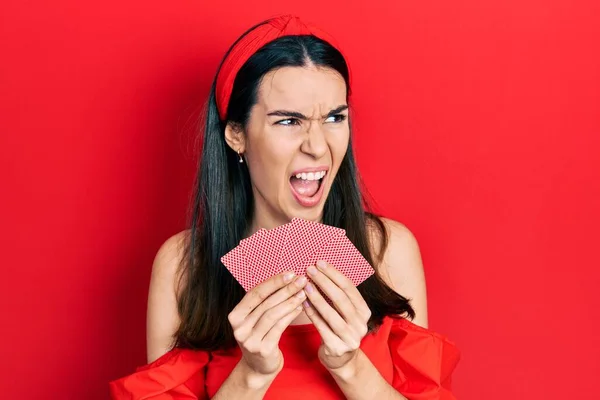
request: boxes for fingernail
[284,272,295,282]
[302,300,311,308]
[316,260,327,269]
[295,290,306,299]
[306,266,317,276]
[295,276,307,286]
[305,282,314,294]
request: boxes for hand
[302,261,371,371]
[228,271,308,378]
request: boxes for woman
[110,15,460,400]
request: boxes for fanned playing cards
[221,218,375,291]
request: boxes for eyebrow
[266,105,349,119]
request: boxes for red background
[1,1,599,399]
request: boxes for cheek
[329,129,350,162]
[248,138,295,190]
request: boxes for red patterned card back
[220,246,253,291]
[279,218,345,277]
[314,234,375,286]
[248,223,290,285]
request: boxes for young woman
[110,14,460,400]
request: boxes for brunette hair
[174,22,414,351]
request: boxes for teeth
[294,171,326,181]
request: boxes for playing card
[237,228,267,289]
[279,218,345,276]
[313,234,375,286]
[239,228,266,253]
[220,245,254,291]
[247,223,291,285]
[220,219,363,293]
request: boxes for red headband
[215,15,346,121]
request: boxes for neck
[248,196,291,235]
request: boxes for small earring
[237,150,244,163]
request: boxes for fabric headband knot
[215,15,346,121]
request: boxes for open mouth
[289,170,326,197]
[289,169,328,207]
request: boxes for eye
[325,114,347,123]
[275,118,301,126]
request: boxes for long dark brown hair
[174,22,414,351]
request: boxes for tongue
[290,177,319,197]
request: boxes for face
[227,65,350,230]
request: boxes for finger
[252,288,307,339]
[304,282,357,346]
[315,260,371,321]
[302,301,350,354]
[229,271,297,328]
[241,276,307,331]
[261,305,304,353]
[306,264,356,322]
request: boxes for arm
[376,218,429,328]
[302,219,430,399]
[211,359,278,399]
[146,231,187,362]
[328,350,406,400]
[147,233,306,400]
[302,266,408,400]
[213,272,307,399]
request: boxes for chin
[286,203,326,222]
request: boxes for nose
[300,121,328,159]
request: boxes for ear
[224,122,246,154]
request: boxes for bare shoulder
[146,230,190,363]
[367,217,429,328]
[152,230,189,284]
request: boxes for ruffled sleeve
[388,318,461,400]
[109,348,210,400]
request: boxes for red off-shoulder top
[109,316,460,399]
